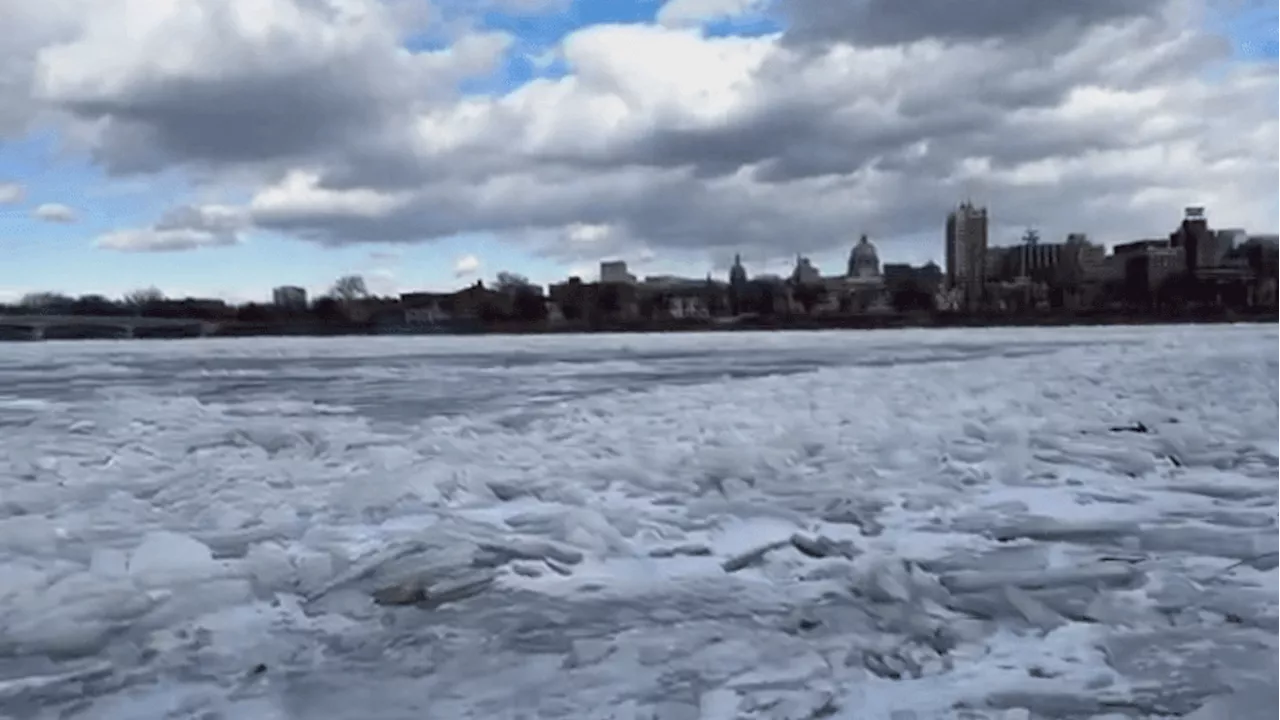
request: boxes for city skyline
[2,202,1275,306]
[2,196,1274,337]
[1,0,1276,304]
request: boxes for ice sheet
[0,325,1275,719]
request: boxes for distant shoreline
[1,308,1274,342]
[206,307,1280,338]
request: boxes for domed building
[847,234,882,279]
[841,234,889,313]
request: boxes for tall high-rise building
[728,254,747,287]
[945,202,989,309]
[1169,206,1226,273]
[728,254,748,315]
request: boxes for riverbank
[0,307,1272,341]
[212,307,1277,339]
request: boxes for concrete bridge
[0,314,219,341]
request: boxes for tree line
[0,273,552,326]
[0,275,378,324]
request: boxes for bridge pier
[30,326,44,341]
[121,325,135,340]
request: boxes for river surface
[0,325,1275,719]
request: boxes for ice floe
[0,325,1274,719]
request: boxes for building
[988,232,1107,287]
[399,292,454,326]
[637,274,724,319]
[790,256,822,285]
[715,260,793,316]
[272,285,308,310]
[883,261,942,289]
[1169,206,1216,273]
[728,254,749,314]
[1112,239,1184,301]
[1008,241,1062,280]
[642,274,709,290]
[1056,234,1108,306]
[1245,236,1279,308]
[882,261,942,311]
[1215,228,1248,261]
[917,261,944,289]
[847,235,881,278]
[664,295,711,319]
[1064,233,1106,278]
[600,261,637,285]
[548,277,640,321]
[838,235,889,312]
[985,246,1011,281]
[781,236,889,314]
[399,282,506,328]
[729,255,748,287]
[945,202,989,310]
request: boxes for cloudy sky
[0,0,1276,303]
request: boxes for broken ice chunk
[372,571,496,609]
[1000,585,1066,631]
[648,544,713,558]
[127,531,222,585]
[475,539,584,567]
[721,540,790,573]
[789,533,856,559]
[990,518,1140,544]
[372,579,426,606]
[940,563,1141,594]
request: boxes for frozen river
[0,326,1276,720]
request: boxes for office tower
[946,202,989,310]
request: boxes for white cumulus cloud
[0,182,25,204]
[32,203,77,223]
[95,204,248,252]
[0,0,1270,267]
[453,254,481,277]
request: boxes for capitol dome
[848,234,881,278]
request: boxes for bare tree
[123,286,165,306]
[494,271,533,292]
[19,292,73,311]
[329,275,369,303]
[70,294,121,316]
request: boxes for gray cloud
[779,0,1170,47]
[96,204,247,252]
[31,0,514,176]
[244,4,1274,261]
[0,1,84,139]
[5,0,1276,265]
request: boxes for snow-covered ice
[0,325,1275,720]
